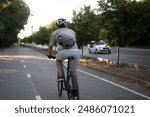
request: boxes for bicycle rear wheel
[57,81,63,96]
[57,73,63,96]
[67,74,79,100]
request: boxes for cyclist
[48,18,80,82]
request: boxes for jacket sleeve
[49,31,57,46]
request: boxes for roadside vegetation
[0,0,30,48]
[1,0,150,66]
[20,0,150,48]
[1,0,149,49]
[20,0,150,66]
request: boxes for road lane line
[18,49,25,63]
[18,47,42,99]
[27,73,31,78]
[23,65,26,68]
[77,69,150,100]
[35,95,42,100]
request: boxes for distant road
[83,47,150,67]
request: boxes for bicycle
[47,55,79,100]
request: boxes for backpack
[57,33,75,49]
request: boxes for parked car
[88,40,111,54]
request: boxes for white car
[88,40,111,54]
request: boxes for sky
[18,0,98,38]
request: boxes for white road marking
[18,48,42,100]
[77,69,150,100]
[35,95,42,100]
[18,50,24,63]
[27,73,31,78]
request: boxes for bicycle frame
[62,59,71,90]
[58,57,79,100]
[47,54,79,99]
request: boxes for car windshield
[96,41,104,45]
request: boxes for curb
[81,56,150,84]
[82,55,150,69]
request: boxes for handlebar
[46,55,56,59]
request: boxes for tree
[71,5,100,58]
[0,0,30,48]
[33,27,50,47]
[97,0,150,66]
[130,0,150,46]
[23,21,56,47]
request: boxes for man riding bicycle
[48,18,80,82]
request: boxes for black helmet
[56,18,67,27]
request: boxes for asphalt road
[84,47,150,67]
[0,45,150,100]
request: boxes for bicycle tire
[67,75,79,100]
[57,69,65,97]
[57,81,63,96]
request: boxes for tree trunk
[117,46,120,67]
[42,44,44,50]
[81,45,84,59]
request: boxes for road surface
[84,47,150,67]
[0,45,150,100]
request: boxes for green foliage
[0,0,14,9]
[0,0,30,48]
[97,0,150,47]
[22,0,150,48]
[33,27,50,45]
[23,21,56,45]
[45,20,57,30]
[24,6,100,48]
[71,5,100,47]
[97,0,150,67]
